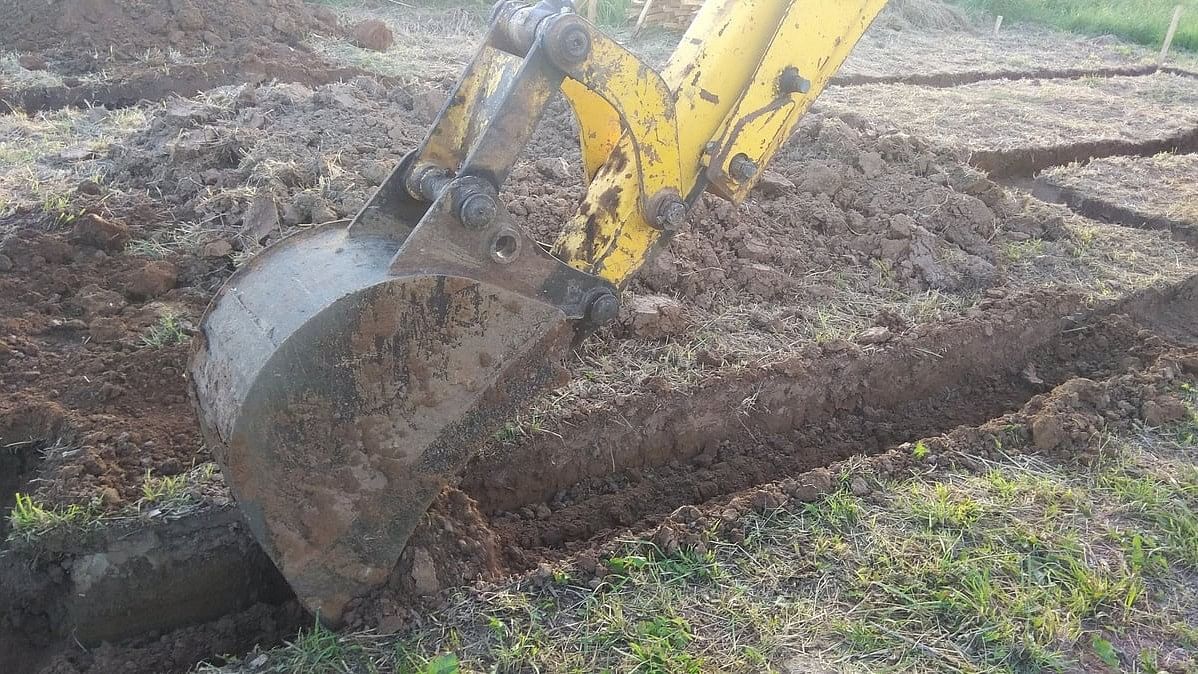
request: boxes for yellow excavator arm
[189,0,889,623]
[556,0,890,285]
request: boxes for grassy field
[954,0,1198,51]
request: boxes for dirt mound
[878,0,974,32]
[107,78,1060,298]
[0,0,338,57]
[0,226,218,510]
[341,488,504,633]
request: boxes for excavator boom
[189,0,889,623]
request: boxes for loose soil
[1039,152,1198,246]
[203,342,1198,674]
[819,73,1198,176]
[3,5,1198,672]
[5,77,1192,524]
[0,0,374,115]
[1,0,337,61]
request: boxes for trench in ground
[471,279,1198,564]
[830,63,1167,89]
[959,126,1198,180]
[0,59,392,115]
[13,272,1193,674]
[1011,172,1198,250]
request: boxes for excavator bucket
[190,162,615,622]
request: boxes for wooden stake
[1159,5,1184,65]
[994,15,1004,36]
[633,0,656,36]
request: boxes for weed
[139,313,189,348]
[805,490,861,530]
[8,492,99,539]
[278,619,368,673]
[904,482,983,530]
[140,470,193,509]
[627,615,702,674]
[912,439,930,459]
[491,411,552,445]
[1001,238,1047,264]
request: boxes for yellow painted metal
[420,50,519,170]
[560,78,621,183]
[555,0,790,286]
[553,0,886,288]
[705,0,890,201]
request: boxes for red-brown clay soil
[1,0,337,59]
[0,226,218,510]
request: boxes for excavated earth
[2,6,1198,674]
[0,0,381,114]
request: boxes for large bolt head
[549,22,592,66]
[729,155,759,183]
[588,292,620,325]
[780,67,812,95]
[657,199,688,231]
[459,193,498,230]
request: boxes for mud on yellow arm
[553,0,891,289]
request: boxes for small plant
[912,439,930,459]
[805,490,862,531]
[1001,238,1047,264]
[1090,634,1120,668]
[8,492,98,538]
[139,312,188,348]
[280,618,365,673]
[140,470,192,509]
[628,615,702,674]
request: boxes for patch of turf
[954,0,1198,52]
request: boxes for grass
[8,492,102,540]
[205,400,1198,673]
[953,0,1198,52]
[139,312,189,348]
[6,462,220,545]
[0,105,148,227]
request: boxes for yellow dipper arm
[553,0,890,287]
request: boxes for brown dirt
[566,344,1198,597]
[839,24,1163,83]
[476,290,1194,564]
[2,27,1197,668]
[330,298,1198,639]
[0,58,389,116]
[1,0,338,60]
[3,73,1193,527]
[0,223,218,510]
[0,0,363,115]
